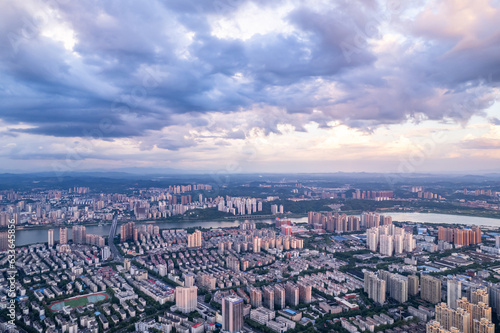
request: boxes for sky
[0,0,499,175]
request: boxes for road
[108,214,123,261]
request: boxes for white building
[175,286,198,313]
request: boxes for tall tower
[298,282,312,304]
[72,225,86,244]
[48,229,54,248]
[175,286,198,313]
[262,286,275,310]
[421,275,441,304]
[473,318,495,333]
[0,232,8,251]
[408,275,419,296]
[367,228,379,252]
[379,234,394,256]
[59,227,68,245]
[389,274,408,303]
[285,282,299,306]
[274,285,286,310]
[250,287,262,308]
[188,230,203,248]
[253,237,261,253]
[447,277,462,310]
[222,296,244,333]
[394,234,404,254]
[471,289,489,306]
[195,230,202,247]
[364,271,386,304]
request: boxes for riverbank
[385,211,500,228]
[12,216,244,232]
[11,207,500,232]
[12,213,310,232]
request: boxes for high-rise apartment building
[438,227,455,243]
[367,224,414,255]
[262,286,274,310]
[473,318,495,333]
[421,275,442,304]
[274,285,286,310]
[0,232,8,251]
[453,307,472,333]
[434,298,494,333]
[48,229,54,248]
[408,275,419,296]
[250,287,262,308]
[101,246,111,260]
[378,271,407,303]
[183,273,195,288]
[226,256,240,272]
[489,284,500,320]
[404,233,416,252]
[298,282,312,304]
[175,286,198,313]
[394,234,404,255]
[447,277,462,310]
[426,320,460,333]
[59,227,68,245]
[438,226,482,246]
[222,296,244,333]
[188,230,202,248]
[435,303,471,333]
[0,212,12,228]
[471,289,489,306]
[457,297,492,322]
[379,234,393,256]
[364,271,386,304]
[389,274,408,303]
[361,212,380,229]
[367,228,379,252]
[471,226,482,244]
[124,258,131,271]
[72,225,86,244]
[435,303,453,330]
[120,222,136,242]
[285,282,299,307]
[253,236,261,253]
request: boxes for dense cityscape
[1,174,500,333]
[2,0,500,332]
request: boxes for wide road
[108,214,123,261]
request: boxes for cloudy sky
[0,0,499,174]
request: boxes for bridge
[223,214,276,220]
[108,214,123,261]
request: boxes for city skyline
[1,176,499,332]
[0,0,499,174]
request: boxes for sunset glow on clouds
[0,0,499,173]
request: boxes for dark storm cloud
[156,137,197,151]
[225,129,246,139]
[0,0,498,145]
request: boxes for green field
[49,292,108,311]
[64,296,90,307]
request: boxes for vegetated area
[49,293,109,311]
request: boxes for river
[385,212,500,228]
[13,213,500,246]
[14,219,275,247]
